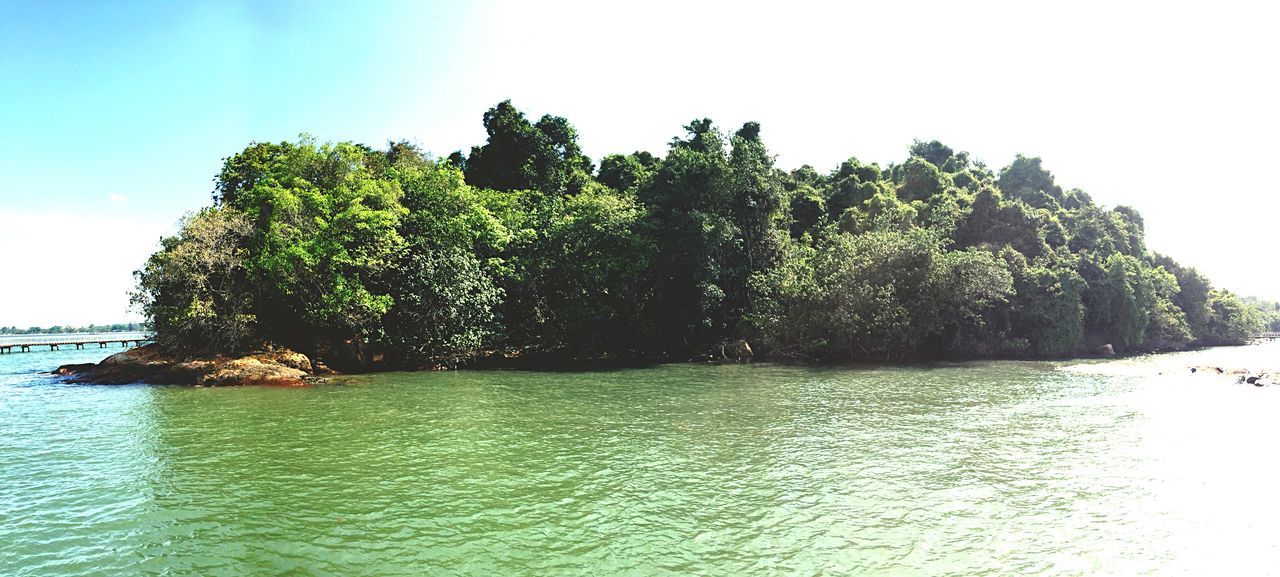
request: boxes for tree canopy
[133,104,1265,367]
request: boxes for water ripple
[4,346,1280,574]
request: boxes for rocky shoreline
[52,344,326,387]
[47,340,1275,388]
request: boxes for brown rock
[54,343,317,386]
[197,358,308,387]
[50,363,97,376]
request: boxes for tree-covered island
[124,101,1263,374]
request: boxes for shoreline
[47,340,1271,386]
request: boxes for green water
[4,344,1280,576]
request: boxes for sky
[1,0,1277,327]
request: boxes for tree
[384,247,502,364]
[1202,291,1262,345]
[216,138,407,350]
[997,155,1063,209]
[897,156,947,201]
[909,139,955,167]
[383,161,512,362]
[597,152,658,192]
[134,103,1259,367]
[463,100,593,194]
[1010,264,1085,356]
[637,119,735,350]
[132,207,257,353]
[515,188,655,354]
[726,122,788,331]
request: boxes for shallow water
[3,343,1279,576]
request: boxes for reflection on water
[3,343,1280,575]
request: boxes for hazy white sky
[1,0,1277,327]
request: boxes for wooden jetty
[0,337,150,354]
[1256,332,1280,341]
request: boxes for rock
[50,363,97,376]
[197,358,308,387]
[1247,376,1261,385]
[53,343,318,386]
[259,349,313,373]
[1098,344,1115,356]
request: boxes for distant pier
[1254,332,1280,341]
[0,336,150,354]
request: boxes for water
[3,343,1279,576]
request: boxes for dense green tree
[896,156,947,201]
[1203,291,1263,345]
[131,207,257,353]
[953,188,1049,258]
[130,101,1263,367]
[515,188,655,354]
[383,160,511,362]
[636,119,735,350]
[597,152,657,192]
[1010,264,1086,356]
[997,154,1063,209]
[909,140,955,167]
[726,122,788,327]
[463,100,594,194]
[218,140,407,349]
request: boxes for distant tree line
[132,101,1266,367]
[0,322,142,335]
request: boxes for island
[58,101,1270,385]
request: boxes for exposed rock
[259,349,313,373]
[53,344,320,386]
[197,357,308,387]
[1098,344,1115,356]
[49,363,96,376]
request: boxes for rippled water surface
[4,343,1280,576]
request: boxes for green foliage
[132,207,257,354]
[219,139,407,343]
[997,154,1062,209]
[953,188,1049,258]
[1242,296,1280,332]
[384,160,510,361]
[897,156,947,201]
[464,100,594,194]
[513,188,655,354]
[132,101,1261,366]
[1010,264,1085,356]
[384,247,502,362]
[598,152,658,193]
[1202,291,1263,345]
[764,229,1012,361]
[1142,265,1193,351]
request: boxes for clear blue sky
[2,0,1278,326]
